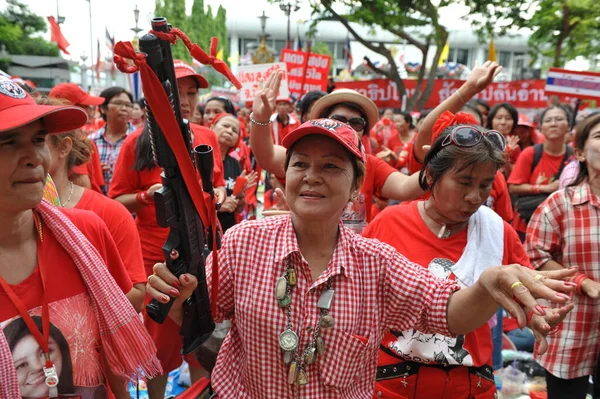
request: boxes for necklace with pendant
[422,201,452,239]
[276,257,335,386]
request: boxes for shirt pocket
[318,326,372,390]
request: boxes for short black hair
[205,96,237,116]
[99,86,133,121]
[297,91,326,121]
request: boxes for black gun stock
[140,17,215,355]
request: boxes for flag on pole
[94,38,101,81]
[343,36,353,72]
[105,27,115,51]
[488,39,497,62]
[47,16,70,54]
[438,40,449,66]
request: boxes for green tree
[215,6,229,66]
[154,0,190,61]
[312,0,449,110]
[464,0,600,68]
[0,0,58,56]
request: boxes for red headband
[209,112,233,129]
[431,111,478,143]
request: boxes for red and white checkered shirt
[206,215,460,398]
[526,181,600,379]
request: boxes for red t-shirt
[75,189,146,285]
[108,126,224,273]
[508,145,566,233]
[341,154,396,233]
[270,115,300,146]
[363,201,530,368]
[70,141,105,194]
[0,208,132,398]
[486,170,514,223]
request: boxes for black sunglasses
[329,114,367,132]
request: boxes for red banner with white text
[281,48,331,98]
[334,78,591,109]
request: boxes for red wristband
[532,185,541,194]
[573,273,589,295]
[136,190,153,205]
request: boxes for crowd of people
[0,52,597,399]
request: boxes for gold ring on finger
[510,281,525,291]
[534,274,544,282]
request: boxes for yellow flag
[488,39,497,62]
[438,41,449,66]
[216,48,224,61]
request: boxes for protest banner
[237,62,289,102]
[335,79,555,109]
[280,49,331,97]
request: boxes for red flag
[95,38,101,81]
[47,16,70,55]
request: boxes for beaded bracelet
[136,190,153,206]
[249,112,271,126]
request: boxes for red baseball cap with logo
[49,83,104,106]
[282,118,366,162]
[174,59,209,88]
[0,77,87,134]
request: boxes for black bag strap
[529,143,573,180]
[530,144,544,174]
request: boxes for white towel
[452,205,504,288]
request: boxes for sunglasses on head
[441,126,506,152]
[329,114,367,132]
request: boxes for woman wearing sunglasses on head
[508,105,573,242]
[250,64,502,232]
[363,113,574,399]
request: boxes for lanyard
[0,212,60,394]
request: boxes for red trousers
[373,362,496,399]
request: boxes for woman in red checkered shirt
[146,72,576,399]
[526,113,600,399]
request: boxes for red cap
[276,97,293,104]
[174,59,208,88]
[282,118,366,162]
[49,83,104,106]
[0,77,87,134]
[517,114,534,128]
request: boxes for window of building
[498,51,511,68]
[274,39,287,55]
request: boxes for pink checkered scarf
[0,200,162,398]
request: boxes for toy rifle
[140,17,215,355]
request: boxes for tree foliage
[463,0,600,67]
[0,0,58,57]
[311,0,450,110]
[526,0,600,67]
[155,0,190,61]
[155,0,230,87]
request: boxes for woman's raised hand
[146,252,198,324]
[530,303,574,355]
[466,61,502,93]
[252,70,284,122]
[477,264,576,354]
